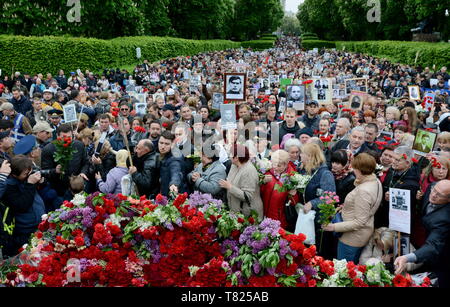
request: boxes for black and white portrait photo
[393,87,404,98]
[408,86,421,101]
[224,73,246,101]
[317,88,326,100]
[350,94,363,110]
[220,104,237,130]
[286,85,305,110]
[63,104,77,123]
[135,103,147,116]
[212,93,223,110]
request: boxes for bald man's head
[430,180,450,205]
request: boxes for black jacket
[9,95,32,115]
[335,172,356,204]
[414,184,450,283]
[41,140,89,196]
[376,166,421,228]
[132,151,160,199]
[278,121,301,144]
[160,152,186,197]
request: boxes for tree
[280,15,301,36]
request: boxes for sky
[285,0,304,14]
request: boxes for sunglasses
[121,108,129,111]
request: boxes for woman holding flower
[322,153,383,264]
[260,150,300,232]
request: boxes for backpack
[0,202,15,258]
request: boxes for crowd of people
[0,36,449,287]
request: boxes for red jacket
[260,164,300,229]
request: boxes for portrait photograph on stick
[412,129,437,156]
[224,73,246,101]
[408,85,421,101]
[286,84,306,111]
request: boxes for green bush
[335,41,450,68]
[301,33,319,40]
[241,39,275,50]
[302,40,336,49]
[0,35,241,75]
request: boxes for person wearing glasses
[119,101,133,123]
[394,180,450,288]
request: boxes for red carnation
[302,80,313,85]
[383,136,392,141]
[162,122,169,128]
[353,278,368,287]
[35,231,43,239]
[74,236,84,247]
[248,217,255,224]
[412,158,419,163]
[237,218,245,224]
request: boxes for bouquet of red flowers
[53,137,77,178]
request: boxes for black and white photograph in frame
[63,104,78,123]
[345,78,368,94]
[135,103,147,117]
[224,73,246,101]
[212,93,223,110]
[408,86,421,101]
[220,104,237,130]
[269,75,280,85]
[393,87,404,98]
[286,85,305,111]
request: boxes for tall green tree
[280,15,302,36]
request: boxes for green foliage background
[0,35,240,75]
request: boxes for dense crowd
[0,36,449,287]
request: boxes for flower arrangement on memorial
[0,192,430,287]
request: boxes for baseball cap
[0,102,14,112]
[13,135,38,155]
[32,122,54,134]
[43,89,53,94]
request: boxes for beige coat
[226,162,264,220]
[334,174,383,248]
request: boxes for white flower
[41,214,48,221]
[72,193,87,206]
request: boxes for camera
[31,166,53,179]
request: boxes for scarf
[332,150,354,180]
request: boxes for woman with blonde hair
[301,143,336,258]
[386,106,401,125]
[260,150,300,231]
[323,153,383,263]
[436,132,450,152]
[359,227,396,266]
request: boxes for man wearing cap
[47,109,63,141]
[296,127,314,145]
[33,122,54,149]
[1,102,32,142]
[42,89,63,111]
[161,104,178,122]
[26,96,49,127]
[299,101,321,132]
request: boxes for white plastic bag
[295,205,316,245]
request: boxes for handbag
[331,212,343,238]
[285,201,298,233]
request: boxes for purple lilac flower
[175,218,183,227]
[253,261,261,274]
[155,195,168,206]
[299,274,307,284]
[279,239,289,257]
[84,235,91,247]
[221,239,239,260]
[239,226,257,244]
[164,222,174,231]
[207,226,215,234]
[301,265,317,276]
[267,267,276,275]
[259,218,281,237]
[79,258,89,272]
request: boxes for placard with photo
[412,129,437,156]
[429,78,439,87]
[392,87,404,98]
[349,91,367,110]
[408,85,421,101]
[423,92,435,110]
[224,73,246,101]
[153,93,165,102]
[63,104,78,123]
[269,75,280,85]
[286,85,306,111]
[220,104,237,130]
[135,103,147,116]
[389,188,411,234]
[312,78,333,104]
[345,78,368,94]
[212,93,223,110]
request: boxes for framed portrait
[412,129,437,156]
[220,104,237,130]
[394,235,411,258]
[286,85,306,111]
[392,87,404,98]
[408,86,421,101]
[135,103,147,117]
[130,93,147,105]
[224,73,246,101]
[312,78,333,105]
[423,92,435,110]
[63,104,77,123]
[345,78,368,94]
[183,70,191,80]
[429,79,439,87]
[189,82,198,94]
[153,93,165,102]
[269,75,280,85]
[212,93,223,110]
[349,91,367,110]
[260,78,270,89]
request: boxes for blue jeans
[337,241,363,264]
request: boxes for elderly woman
[331,149,356,203]
[260,150,300,231]
[284,138,302,168]
[96,150,129,195]
[219,144,263,220]
[323,153,383,263]
[188,146,227,200]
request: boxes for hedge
[335,41,450,68]
[302,40,336,49]
[0,35,241,75]
[241,39,276,50]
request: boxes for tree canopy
[297,0,450,41]
[0,0,284,40]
